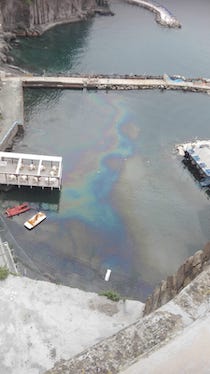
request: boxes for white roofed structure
[0,151,62,190]
[178,140,210,187]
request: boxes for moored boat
[5,202,31,217]
[177,140,210,187]
[24,212,46,230]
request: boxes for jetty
[18,74,210,93]
[126,0,181,28]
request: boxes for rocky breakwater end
[127,0,181,28]
[143,242,210,316]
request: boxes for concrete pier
[16,74,210,93]
[126,0,181,28]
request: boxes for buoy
[105,269,111,281]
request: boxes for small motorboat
[24,212,46,230]
[5,202,31,218]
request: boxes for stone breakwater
[126,0,181,28]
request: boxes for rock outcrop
[0,0,98,63]
[0,0,97,36]
[143,242,210,315]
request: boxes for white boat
[24,212,46,230]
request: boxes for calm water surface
[4,0,210,300]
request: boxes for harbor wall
[1,72,210,153]
[126,0,181,28]
[20,74,210,94]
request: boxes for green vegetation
[0,266,9,280]
[100,290,121,302]
[24,0,32,5]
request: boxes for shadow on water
[10,20,94,74]
[182,158,210,199]
[24,89,63,121]
[0,186,61,213]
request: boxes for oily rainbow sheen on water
[58,93,136,230]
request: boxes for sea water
[4,0,210,300]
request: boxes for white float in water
[104,269,111,281]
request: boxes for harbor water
[3,0,210,300]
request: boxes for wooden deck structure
[0,151,62,190]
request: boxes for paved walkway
[121,311,210,374]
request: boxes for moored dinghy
[24,212,46,230]
[5,202,31,217]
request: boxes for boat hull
[5,203,31,217]
[24,212,46,230]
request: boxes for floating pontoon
[0,151,62,190]
[24,212,46,230]
[177,140,210,187]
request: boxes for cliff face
[143,242,210,315]
[0,0,97,34]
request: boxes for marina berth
[0,151,62,190]
[177,140,210,187]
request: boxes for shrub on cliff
[100,290,121,302]
[0,266,9,280]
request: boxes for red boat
[5,203,31,218]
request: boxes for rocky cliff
[143,242,210,315]
[0,0,98,63]
[0,0,97,35]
